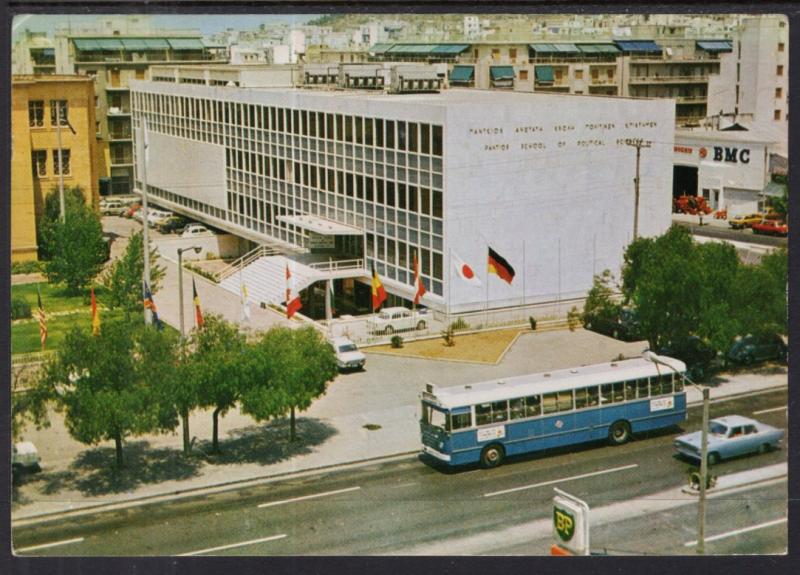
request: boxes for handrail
[216,245,281,282]
[308,258,365,272]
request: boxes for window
[624,380,637,401]
[776,87,783,99]
[774,109,781,120]
[777,65,784,76]
[52,149,70,175]
[509,395,541,419]
[50,100,68,126]
[653,374,672,396]
[491,48,500,61]
[674,376,684,393]
[637,378,650,398]
[28,100,44,127]
[509,48,517,60]
[135,69,145,80]
[31,150,47,177]
[543,391,573,414]
[600,384,613,404]
[449,412,472,431]
[519,70,528,81]
[475,401,508,425]
[555,69,563,81]
[432,125,443,156]
[575,69,584,80]
[612,382,625,403]
[778,42,785,52]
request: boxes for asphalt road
[13,388,788,556]
[674,220,788,248]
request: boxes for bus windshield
[421,402,447,431]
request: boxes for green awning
[490,66,515,81]
[449,65,474,83]
[72,38,102,50]
[386,44,439,55]
[120,38,150,50]
[578,43,620,54]
[95,38,124,50]
[534,65,554,82]
[369,43,394,54]
[144,38,170,49]
[529,43,580,54]
[430,44,470,55]
[696,40,733,53]
[167,38,205,50]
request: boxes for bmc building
[130,69,674,315]
[11,75,99,262]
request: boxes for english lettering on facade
[713,146,751,164]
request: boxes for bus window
[492,400,509,422]
[624,380,637,401]
[449,412,472,430]
[661,374,673,395]
[600,384,613,404]
[509,397,526,420]
[557,390,574,412]
[613,382,625,403]
[575,387,588,409]
[525,395,541,417]
[475,403,492,426]
[587,386,599,407]
[542,392,559,414]
[674,376,684,392]
[637,378,649,398]
[422,403,446,429]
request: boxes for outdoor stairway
[218,255,321,307]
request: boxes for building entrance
[673,165,698,198]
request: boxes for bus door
[540,390,576,448]
[573,386,602,442]
[447,406,474,452]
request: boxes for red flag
[91,287,100,336]
[285,263,302,319]
[413,252,426,305]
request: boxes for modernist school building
[129,72,675,316]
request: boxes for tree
[34,319,177,467]
[42,203,107,294]
[581,270,622,335]
[185,314,250,453]
[242,326,337,442]
[37,185,86,260]
[102,230,165,318]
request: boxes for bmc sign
[711,146,751,164]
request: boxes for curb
[12,450,420,527]
[686,384,787,407]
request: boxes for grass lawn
[11,282,110,314]
[12,311,124,354]
[367,328,524,364]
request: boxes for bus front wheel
[480,444,505,469]
[608,420,631,446]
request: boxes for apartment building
[11,75,99,262]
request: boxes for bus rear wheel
[480,444,505,469]
[608,420,631,446]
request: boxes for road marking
[257,485,361,508]
[390,482,418,489]
[483,464,638,498]
[684,517,787,547]
[179,533,287,556]
[752,405,787,415]
[16,537,84,553]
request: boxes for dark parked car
[584,307,642,341]
[728,333,787,365]
[157,215,191,234]
[658,335,718,381]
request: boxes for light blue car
[674,415,784,465]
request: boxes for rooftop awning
[95,38,124,50]
[696,40,733,53]
[763,181,786,198]
[167,38,205,50]
[120,38,151,50]
[72,38,109,51]
[534,65,554,82]
[578,43,621,54]
[449,65,474,83]
[529,43,580,54]
[614,40,662,53]
[430,44,470,55]
[143,38,170,49]
[385,44,439,55]
[490,66,515,81]
[369,43,394,54]
[276,215,363,236]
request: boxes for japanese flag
[452,251,482,287]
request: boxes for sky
[11,13,321,39]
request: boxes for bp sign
[552,489,590,555]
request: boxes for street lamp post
[643,350,709,554]
[177,245,201,455]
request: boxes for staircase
[219,255,321,307]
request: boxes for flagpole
[485,245,490,329]
[447,247,452,331]
[522,240,527,309]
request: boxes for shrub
[11,298,32,320]
[390,335,403,348]
[11,261,44,275]
[450,317,469,331]
[567,306,582,331]
[441,325,455,347]
[205,251,218,260]
[529,316,537,331]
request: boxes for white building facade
[130,79,674,313]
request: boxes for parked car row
[107,201,214,238]
[728,211,787,236]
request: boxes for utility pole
[55,102,65,222]
[625,138,651,241]
[698,386,710,555]
[141,116,152,325]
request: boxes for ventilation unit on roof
[337,64,387,90]
[302,64,340,87]
[389,65,442,94]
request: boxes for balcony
[628,75,709,85]
[106,85,131,92]
[109,130,132,141]
[589,77,617,85]
[109,153,133,166]
[676,96,708,104]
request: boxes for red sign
[699,147,708,159]
[674,145,693,154]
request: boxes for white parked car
[146,209,174,227]
[99,199,124,215]
[181,223,213,238]
[12,441,41,476]
[367,306,428,334]
[331,337,366,371]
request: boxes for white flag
[452,250,482,287]
[240,281,251,322]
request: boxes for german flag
[488,246,515,284]
[192,278,204,329]
[371,266,387,310]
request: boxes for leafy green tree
[185,315,250,453]
[37,185,86,260]
[102,230,165,318]
[34,319,177,467]
[243,326,337,442]
[42,203,106,294]
[693,241,741,352]
[581,270,622,334]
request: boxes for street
[13,388,788,556]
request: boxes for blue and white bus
[420,355,687,468]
